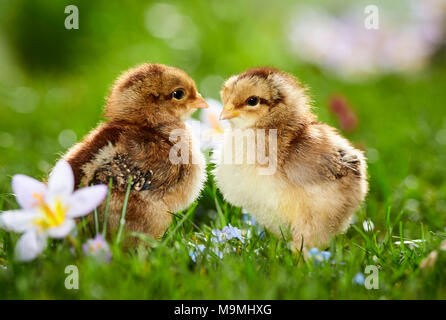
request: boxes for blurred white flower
[0,160,108,262]
[187,98,228,150]
[394,239,425,250]
[287,0,446,79]
[362,219,374,232]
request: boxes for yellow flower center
[32,193,67,229]
[88,242,102,252]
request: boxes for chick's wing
[65,122,186,193]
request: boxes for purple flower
[287,1,446,79]
[82,234,111,262]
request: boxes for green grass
[1,0,446,299]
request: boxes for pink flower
[329,95,358,132]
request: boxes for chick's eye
[172,89,185,100]
[247,96,259,106]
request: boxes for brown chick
[63,63,207,240]
[213,67,368,251]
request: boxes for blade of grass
[129,232,160,247]
[102,177,113,237]
[421,223,426,253]
[214,197,226,227]
[352,224,372,249]
[384,206,395,255]
[0,194,4,210]
[170,211,203,233]
[211,183,226,227]
[78,217,90,235]
[163,202,197,244]
[116,176,132,245]
[399,221,405,253]
[93,207,99,235]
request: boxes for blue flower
[189,250,197,262]
[320,251,331,261]
[353,272,365,285]
[189,242,225,262]
[308,248,333,265]
[211,229,226,243]
[308,248,320,258]
[225,224,245,243]
[212,248,223,259]
[188,243,206,262]
[211,224,246,244]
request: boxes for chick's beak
[219,104,240,120]
[190,94,209,109]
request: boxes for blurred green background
[1,0,446,231]
[0,0,446,299]
[1,0,446,236]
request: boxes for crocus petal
[0,209,38,233]
[47,160,74,198]
[47,219,75,239]
[14,230,47,262]
[67,184,108,218]
[12,174,47,209]
[200,98,223,123]
[186,118,202,141]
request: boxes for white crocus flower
[394,239,426,250]
[0,160,108,262]
[362,219,374,232]
[187,98,229,150]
